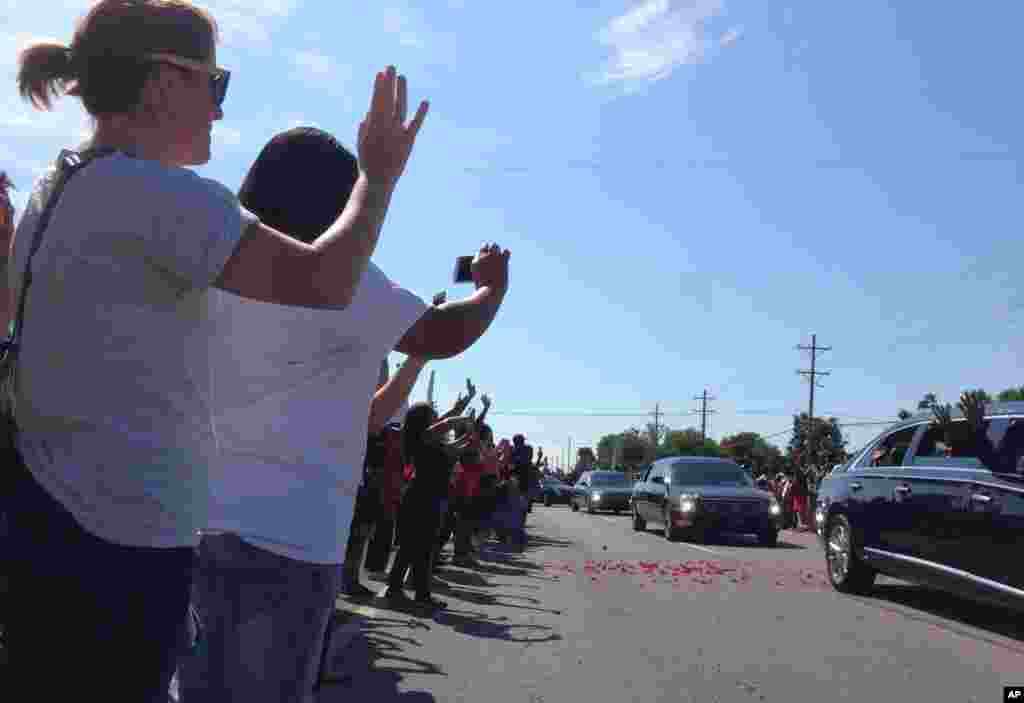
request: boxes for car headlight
[769,501,781,515]
[680,498,695,513]
[591,492,602,501]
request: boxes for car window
[670,462,751,487]
[911,417,1024,474]
[857,426,917,469]
[591,473,630,486]
[912,420,985,468]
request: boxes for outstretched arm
[440,378,476,420]
[368,357,427,434]
[395,244,509,359]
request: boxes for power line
[797,334,831,421]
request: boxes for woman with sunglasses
[6,1,428,699]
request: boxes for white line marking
[681,543,719,555]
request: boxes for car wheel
[663,509,679,542]
[826,514,876,595]
[544,495,552,507]
[571,500,579,512]
[586,499,596,514]
[757,529,779,547]
[632,506,646,532]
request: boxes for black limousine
[816,400,1024,613]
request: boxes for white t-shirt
[10,152,255,548]
[200,262,427,564]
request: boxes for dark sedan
[816,402,1024,613]
[539,478,572,506]
[570,471,633,513]
[632,457,783,545]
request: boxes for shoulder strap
[7,148,115,349]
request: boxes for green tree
[998,386,1024,402]
[663,428,721,457]
[596,433,620,466]
[788,414,847,483]
[720,432,783,474]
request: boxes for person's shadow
[317,616,442,702]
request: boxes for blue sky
[3,0,1021,468]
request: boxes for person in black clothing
[511,434,534,512]
[383,402,473,609]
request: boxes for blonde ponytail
[17,42,76,111]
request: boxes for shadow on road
[869,583,1024,645]
[318,617,442,702]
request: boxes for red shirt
[452,458,486,499]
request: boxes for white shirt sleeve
[144,168,258,288]
[362,263,429,354]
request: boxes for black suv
[816,402,1024,612]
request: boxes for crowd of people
[0,1,526,700]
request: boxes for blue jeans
[178,533,343,703]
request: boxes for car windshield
[670,463,752,487]
[590,474,630,486]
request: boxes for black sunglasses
[146,53,231,107]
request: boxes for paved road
[318,505,1024,702]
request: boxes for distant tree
[788,413,846,484]
[663,428,721,458]
[965,388,991,404]
[720,432,783,474]
[596,433,619,466]
[997,386,1024,402]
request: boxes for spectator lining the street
[179,125,508,701]
[6,2,427,698]
[384,402,475,609]
[341,357,429,597]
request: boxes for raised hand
[357,66,429,187]
[958,391,987,434]
[471,243,510,293]
[931,401,954,437]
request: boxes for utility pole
[796,334,831,421]
[693,390,716,441]
[650,402,663,446]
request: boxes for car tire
[544,495,552,507]
[757,529,779,547]
[632,506,646,532]
[663,509,679,542]
[825,513,876,595]
[571,501,579,512]
[586,500,596,514]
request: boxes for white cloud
[590,0,739,87]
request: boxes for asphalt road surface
[318,504,1024,703]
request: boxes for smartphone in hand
[453,255,474,284]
